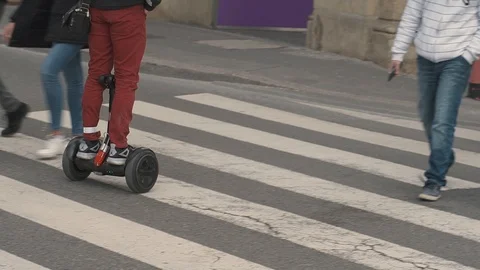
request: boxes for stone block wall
[306,0,379,60]
[369,0,417,74]
[148,0,217,28]
[306,0,417,74]
[6,0,217,27]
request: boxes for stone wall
[306,0,417,74]
[306,1,379,60]
[6,0,218,27]
[369,0,416,74]
[148,0,217,28]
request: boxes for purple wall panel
[216,0,313,28]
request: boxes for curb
[140,54,416,108]
[157,20,308,51]
[0,42,414,108]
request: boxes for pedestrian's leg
[37,43,85,159]
[63,46,84,137]
[0,77,21,112]
[0,77,29,136]
[105,4,146,165]
[76,8,114,160]
[416,56,442,184]
[419,56,472,201]
[416,56,438,149]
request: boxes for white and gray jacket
[391,0,480,64]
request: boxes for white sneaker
[36,134,68,159]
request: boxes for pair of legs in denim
[416,55,472,201]
[37,43,84,159]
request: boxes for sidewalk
[141,20,479,116]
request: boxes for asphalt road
[1,41,480,269]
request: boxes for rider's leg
[103,4,146,165]
[76,8,114,160]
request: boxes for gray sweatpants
[0,77,21,113]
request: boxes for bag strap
[80,0,92,7]
[78,0,92,16]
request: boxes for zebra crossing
[1,92,480,270]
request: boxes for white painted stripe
[1,127,475,270]
[142,176,477,270]
[123,101,478,190]
[6,41,476,142]
[17,110,480,243]
[0,250,50,270]
[295,100,480,141]
[177,93,480,168]
[0,176,271,270]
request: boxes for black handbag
[61,0,91,44]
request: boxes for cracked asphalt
[1,6,480,270]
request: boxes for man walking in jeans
[76,0,161,165]
[391,0,480,201]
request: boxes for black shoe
[107,144,133,166]
[418,182,442,201]
[76,139,100,160]
[1,102,29,137]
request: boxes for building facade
[150,0,313,30]
[148,0,416,73]
[305,0,416,74]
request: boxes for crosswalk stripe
[0,250,50,270]
[141,176,476,270]
[3,38,480,270]
[176,93,479,168]
[0,175,272,270]
[17,111,480,243]
[125,101,479,189]
[0,130,475,269]
[295,100,480,142]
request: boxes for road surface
[1,28,480,270]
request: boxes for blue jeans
[416,55,472,186]
[40,43,84,135]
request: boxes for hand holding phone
[388,69,396,81]
[388,60,402,81]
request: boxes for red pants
[82,5,146,148]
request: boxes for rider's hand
[2,22,15,44]
[144,9,148,15]
[390,60,402,75]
